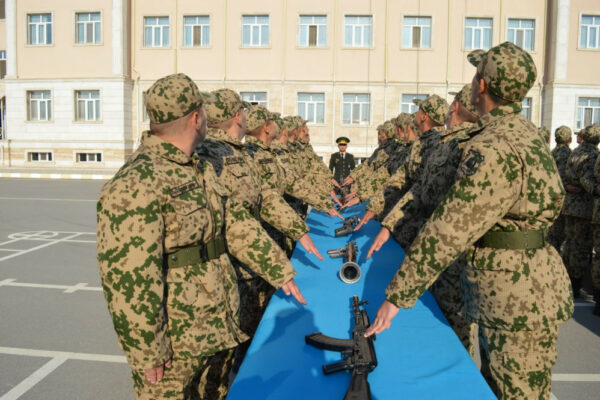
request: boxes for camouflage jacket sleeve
[97,179,172,371]
[579,151,599,195]
[358,165,391,202]
[260,189,309,241]
[284,174,333,212]
[385,141,519,309]
[225,194,297,288]
[366,165,409,215]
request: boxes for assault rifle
[334,216,359,237]
[327,241,361,284]
[305,296,377,400]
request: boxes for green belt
[167,236,226,268]
[478,229,547,250]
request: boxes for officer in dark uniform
[329,136,356,186]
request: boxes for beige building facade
[0,0,598,171]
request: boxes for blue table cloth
[227,203,495,399]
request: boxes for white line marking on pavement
[550,393,559,400]
[0,357,67,400]
[552,373,600,382]
[0,233,83,263]
[0,197,97,202]
[0,249,20,252]
[0,279,102,293]
[0,347,126,363]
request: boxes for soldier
[539,126,551,145]
[329,136,356,187]
[592,132,600,316]
[562,124,599,298]
[547,125,573,252]
[97,74,305,400]
[364,43,573,400]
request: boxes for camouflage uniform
[538,126,550,143]
[385,43,573,400]
[592,136,600,314]
[547,126,572,251]
[97,74,295,400]
[562,125,599,297]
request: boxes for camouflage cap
[392,113,409,128]
[246,105,273,133]
[379,120,397,139]
[294,115,308,127]
[145,73,212,124]
[283,116,298,131]
[204,88,245,125]
[413,94,449,126]
[554,125,572,144]
[580,124,600,144]
[468,41,537,102]
[271,112,285,131]
[449,84,479,116]
[538,126,550,142]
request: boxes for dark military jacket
[563,142,598,219]
[329,151,356,184]
[97,132,295,371]
[551,144,571,184]
[385,104,573,331]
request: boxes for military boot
[594,289,600,316]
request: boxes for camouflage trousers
[430,256,476,358]
[131,348,235,400]
[479,325,558,400]
[563,216,593,281]
[547,213,566,253]
[593,225,600,290]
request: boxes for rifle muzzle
[339,261,361,284]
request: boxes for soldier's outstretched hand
[145,359,172,384]
[298,233,324,260]
[364,300,399,337]
[328,207,344,220]
[354,210,375,231]
[367,227,390,258]
[340,196,360,209]
[342,176,354,186]
[281,278,307,305]
[331,178,341,189]
[331,189,343,207]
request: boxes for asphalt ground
[0,178,599,400]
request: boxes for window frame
[26,90,53,122]
[464,17,493,51]
[343,15,374,49]
[298,15,328,48]
[297,92,326,125]
[400,93,427,114]
[0,50,6,79]
[240,91,269,107]
[74,89,102,123]
[241,15,271,48]
[74,11,102,45]
[143,16,171,49]
[183,15,211,48]
[521,97,532,121]
[75,151,104,163]
[401,15,432,50]
[506,17,536,52]
[578,13,600,50]
[341,93,371,126]
[26,151,54,163]
[27,12,53,46]
[576,97,600,129]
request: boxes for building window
[28,14,53,45]
[577,97,600,129]
[298,15,327,47]
[342,94,370,125]
[298,93,325,124]
[144,17,170,48]
[344,16,373,48]
[401,94,427,114]
[0,1,5,20]
[521,97,532,121]
[184,16,210,47]
[242,15,270,47]
[402,16,431,49]
[28,152,53,162]
[580,15,600,49]
[76,12,101,44]
[77,152,102,163]
[240,92,268,107]
[27,90,52,121]
[465,18,492,50]
[0,50,5,79]
[507,19,535,51]
[75,90,101,121]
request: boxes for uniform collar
[140,131,194,165]
[245,135,270,150]
[208,128,244,148]
[470,103,522,134]
[442,121,474,137]
[270,141,287,151]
